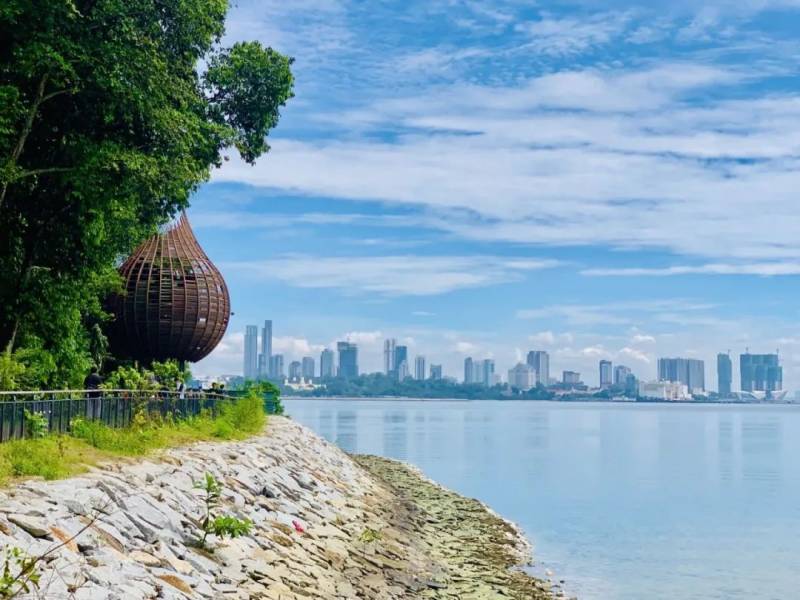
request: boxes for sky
[191,0,800,391]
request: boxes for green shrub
[215,392,266,437]
[1,438,73,480]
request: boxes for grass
[0,393,268,486]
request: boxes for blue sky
[191,0,800,390]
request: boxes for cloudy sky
[191,0,800,390]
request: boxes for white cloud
[222,255,560,296]
[514,12,634,56]
[619,346,652,363]
[582,263,800,277]
[273,336,325,357]
[631,333,657,344]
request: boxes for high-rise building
[508,363,536,390]
[337,342,358,379]
[397,360,409,380]
[259,320,272,378]
[269,354,284,379]
[320,349,335,378]
[430,364,443,380]
[394,345,408,371]
[477,359,495,387]
[614,365,632,386]
[740,352,782,393]
[717,353,732,396]
[301,356,315,379]
[563,371,581,385]
[599,360,613,388]
[658,358,705,392]
[464,357,474,384]
[415,356,426,380]
[288,361,302,380]
[526,351,550,385]
[624,373,639,397]
[383,339,396,375]
[244,325,259,380]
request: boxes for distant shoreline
[283,395,799,406]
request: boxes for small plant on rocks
[358,527,382,557]
[0,546,41,599]
[194,473,252,548]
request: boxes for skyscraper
[394,345,408,371]
[414,356,426,380]
[301,356,315,379]
[397,359,409,380]
[508,363,535,390]
[614,365,631,386]
[430,364,443,380]
[526,351,550,385]
[740,352,782,393]
[464,357,474,384]
[477,359,495,387]
[260,320,272,378]
[717,353,732,396]
[288,361,302,380]
[269,354,284,379]
[658,357,705,392]
[563,371,581,385]
[383,339,396,375]
[337,341,358,379]
[599,360,613,388]
[244,325,258,380]
[320,349,335,378]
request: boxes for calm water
[284,399,800,600]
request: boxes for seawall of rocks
[0,417,560,599]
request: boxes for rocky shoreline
[0,417,561,599]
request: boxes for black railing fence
[0,389,280,443]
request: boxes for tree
[0,0,294,386]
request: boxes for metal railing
[0,389,279,443]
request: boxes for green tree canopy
[0,0,293,387]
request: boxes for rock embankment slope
[0,417,557,599]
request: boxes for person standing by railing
[83,366,103,419]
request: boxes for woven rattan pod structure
[109,212,230,363]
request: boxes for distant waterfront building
[717,353,732,396]
[614,365,632,386]
[397,360,409,380]
[599,360,613,388]
[320,349,335,378]
[301,356,315,379]
[639,380,692,401]
[526,351,550,385]
[337,341,359,379]
[430,364,443,380]
[478,359,495,387]
[260,320,272,378]
[244,325,258,380]
[288,361,302,381]
[508,363,536,390]
[415,356,426,380]
[563,371,581,385]
[383,339,396,375]
[625,373,639,397]
[740,352,782,393]
[464,357,474,384]
[394,345,408,371]
[269,354,285,379]
[658,358,705,393]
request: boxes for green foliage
[101,365,155,391]
[358,527,382,557]
[239,379,284,415]
[0,437,75,481]
[0,546,41,599]
[209,515,252,539]
[0,354,25,391]
[0,0,294,385]
[150,359,191,389]
[22,410,47,439]
[194,472,252,547]
[216,391,267,435]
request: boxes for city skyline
[229,319,791,395]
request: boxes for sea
[284,398,800,600]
